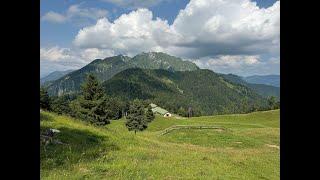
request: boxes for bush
[51,95,72,115]
[40,87,51,110]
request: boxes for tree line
[40,74,279,132]
[102,68,280,116]
[40,74,155,133]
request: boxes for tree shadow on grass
[40,113,54,121]
[40,126,119,171]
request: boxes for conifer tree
[40,87,51,110]
[50,95,72,115]
[90,98,110,126]
[145,105,155,122]
[125,99,148,134]
[81,73,104,101]
[71,74,110,125]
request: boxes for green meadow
[40,109,280,179]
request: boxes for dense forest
[41,72,280,124]
[103,68,275,116]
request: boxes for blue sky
[40,0,191,48]
[40,0,279,77]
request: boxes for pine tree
[81,73,104,101]
[125,99,148,134]
[70,74,110,125]
[51,95,72,115]
[145,105,155,122]
[40,87,50,110]
[90,98,110,126]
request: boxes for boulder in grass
[41,129,63,146]
[42,129,60,138]
[50,129,60,133]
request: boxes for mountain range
[220,74,280,99]
[42,52,279,115]
[40,70,74,85]
[45,52,198,96]
[103,68,268,115]
[243,75,280,87]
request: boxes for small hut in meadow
[163,112,172,117]
[150,103,172,117]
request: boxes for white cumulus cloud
[74,0,280,59]
[168,0,280,58]
[41,4,109,25]
[40,46,73,62]
[101,0,169,8]
[80,48,115,61]
[41,11,67,23]
[40,46,115,64]
[40,46,117,75]
[192,55,279,76]
[74,8,175,56]
[193,55,260,68]
[43,0,280,76]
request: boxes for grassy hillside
[41,110,279,179]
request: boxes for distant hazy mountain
[221,74,280,99]
[243,75,280,87]
[103,68,268,115]
[40,70,74,85]
[45,52,199,96]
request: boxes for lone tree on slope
[81,73,104,101]
[125,99,148,134]
[70,73,110,125]
[145,105,155,122]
